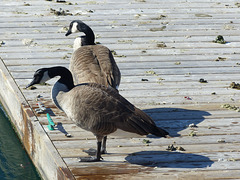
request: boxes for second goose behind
[65,20,121,90]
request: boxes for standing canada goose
[26,66,169,162]
[65,20,121,153]
[65,20,121,90]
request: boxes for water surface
[0,104,41,180]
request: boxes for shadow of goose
[124,108,213,169]
[143,108,211,137]
[125,151,213,168]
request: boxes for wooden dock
[1,0,240,179]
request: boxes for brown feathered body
[70,45,121,89]
[58,83,168,137]
[27,66,168,161]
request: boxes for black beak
[26,78,38,89]
[65,30,71,36]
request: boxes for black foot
[83,148,107,155]
[101,150,107,154]
[79,156,103,162]
[83,148,96,156]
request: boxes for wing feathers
[67,83,168,137]
[70,45,120,89]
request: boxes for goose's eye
[33,74,40,81]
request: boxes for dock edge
[0,59,75,180]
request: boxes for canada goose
[65,20,121,90]
[26,66,169,162]
[66,20,121,153]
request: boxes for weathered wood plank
[8,66,240,78]
[1,0,240,179]
[53,134,240,150]
[57,143,240,157]
[65,158,240,173]
[45,125,240,141]
[75,169,240,180]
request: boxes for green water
[0,104,41,180]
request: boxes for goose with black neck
[65,20,121,90]
[26,66,169,162]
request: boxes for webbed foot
[83,148,107,155]
[83,148,96,156]
[79,156,103,162]
[101,149,107,154]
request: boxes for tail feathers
[150,127,169,138]
[126,116,169,137]
[134,108,169,137]
[116,104,169,138]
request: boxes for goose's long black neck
[48,66,75,90]
[80,36,90,46]
[81,24,95,45]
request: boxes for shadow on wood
[46,108,56,116]
[125,151,213,168]
[143,108,211,137]
[56,122,70,136]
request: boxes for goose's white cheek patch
[71,22,79,33]
[40,71,50,83]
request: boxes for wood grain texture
[1,0,240,179]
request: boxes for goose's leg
[101,136,107,154]
[79,136,103,162]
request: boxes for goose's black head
[26,68,50,88]
[26,66,75,90]
[65,20,86,36]
[65,20,95,45]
